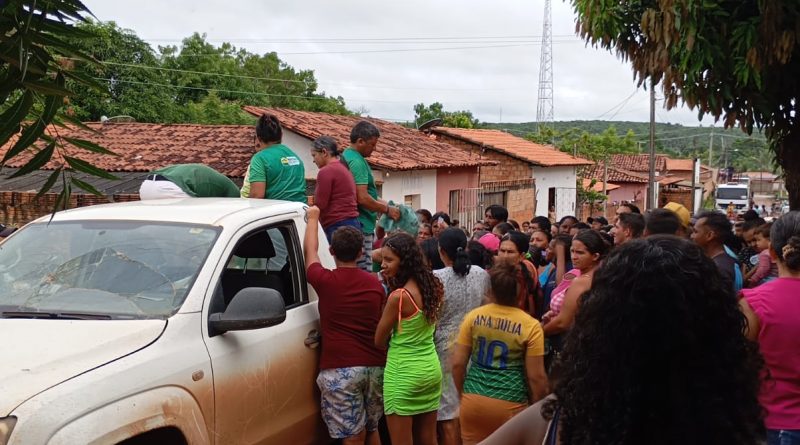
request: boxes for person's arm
[554,243,567,285]
[542,277,588,335]
[247,156,267,199]
[249,182,266,199]
[355,185,401,220]
[374,291,400,348]
[314,169,332,213]
[452,344,471,397]
[738,298,761,342]
[747,252,770,286]
[525,355,549,403]
[480,398,552,445]
[303,206,321,269]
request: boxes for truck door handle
[304,329,320,348]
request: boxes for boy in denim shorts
[304,206,387,443]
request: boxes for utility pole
[647,81,657,210]
[708,128,714,168]
[603,156,608,216]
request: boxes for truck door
[203,219,327,444]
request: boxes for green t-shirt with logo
[341,148,378,234]
[248,144,307,203]
[154,163,240,198]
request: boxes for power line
[76,60,530,92]
[143,34,579,43]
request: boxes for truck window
[215,222,307,311]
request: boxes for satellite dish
[418,118,444,131]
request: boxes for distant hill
[479,120,770,171]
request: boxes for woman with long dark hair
[483,236,765,444]
[375,232,445,445]
[433,228,489,445]
[741,211,800,445]
[497,231,541,318]
[542,230,609,336]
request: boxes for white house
[243,107,495,214]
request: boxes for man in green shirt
[139,163,240,199]
[341,121,400,271]
[247,113,307,203]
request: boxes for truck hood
[0,319,166,416]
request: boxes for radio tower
[536,0,554,131]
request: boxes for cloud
[84,0,719,126]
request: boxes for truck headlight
[0,417,16,445]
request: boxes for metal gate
[449,188,485,228]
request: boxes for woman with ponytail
[245,113,307,203]
[740,211,800,444]
[498,231,541,319]
[434,228,490,445]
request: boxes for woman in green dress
[375,232,445,445]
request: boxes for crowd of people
[132,113,798,444]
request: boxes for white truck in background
[716,178,750,212]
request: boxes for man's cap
[663,202,690,228]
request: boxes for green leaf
[70,176,104,196]
[36,167,63,198]
[0,91,34,149]
[9,141,55,178]
[63,137,117,156]
[53,114,97,134]
[2,119,46,164]
[64,155,117,179]
[62,69,105,91]
[22,79,72,96]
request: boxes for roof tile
[583,164,649,183]
[610,154,668,172]
[1,123,255,177]
[243,106,496,170]
[430,127,593,167]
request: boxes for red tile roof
[610,154,668,173]
[583,164,649,183]
[431,127,593,167]
[242,106,496,171]
[1,123,256,177]
[665,158,711,172]
[582,178,620,192]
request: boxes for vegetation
[0,0,116,210]
[569,0,800,208]
[63,21,351,123]
[481,120,773,172]
[412,102,479,129]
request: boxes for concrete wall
[435,167,480,213]
[376,169,438,211]
[283,131,318,178]
[607,183,647,204]
[535,166,577,218]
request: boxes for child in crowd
[746,223,778,287]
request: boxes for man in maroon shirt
[304,206,387,445]
[310,136,361,242]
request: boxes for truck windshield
[0,221,219,319]
[716,187,748,200]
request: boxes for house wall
[376,169,437,212]
[535,166,577,219]
[433,133,537,223]
[283,131,318,179]
[607,183,647,204]
[435,167,480,213]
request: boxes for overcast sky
[83,0,718,127]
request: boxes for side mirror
[209,287,286,335]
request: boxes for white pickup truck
[0,198,334,444]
